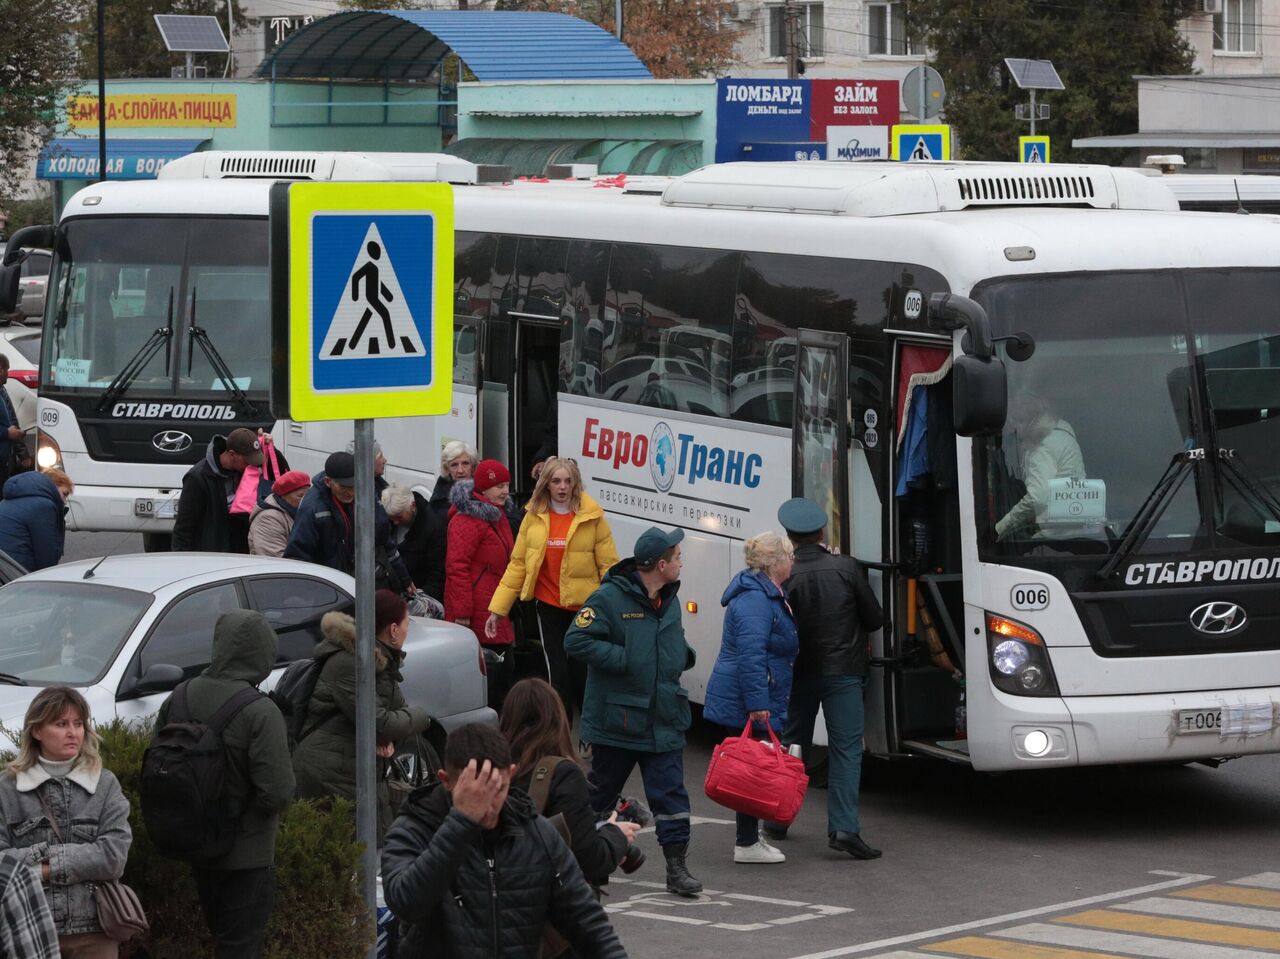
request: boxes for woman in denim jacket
[0,687,131,958]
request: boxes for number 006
[1011,584,1049,611]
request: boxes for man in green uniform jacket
[564,526,702,897]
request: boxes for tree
[0,0,82,198]
[499,0,740,78]
[904,0,1198,163]
[75,0,248,80]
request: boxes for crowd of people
[0,425,888,959]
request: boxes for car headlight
[986,612,1059,697]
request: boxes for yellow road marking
[1057,908,1280,949]
[1173,884,1280,910]
[921,936,1129,959]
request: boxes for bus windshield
[973,269,1280,569]
[43,216,270,398]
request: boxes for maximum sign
[270,181,455,422]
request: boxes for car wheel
[142,532,172,553]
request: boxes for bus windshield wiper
[186,287,259,418]
[95,288,173,413]
[1098,449,1203,580]
[0,673,28,686]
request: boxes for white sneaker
[757,835,782,855]
[734,841,786,864]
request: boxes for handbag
[231,434,281,514]
[703,721,809,826]
[38,793,148,942]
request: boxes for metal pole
[918,60,927,121]
[354,417,378,959]
[225,0,234,77]
[785,0,797,80]
[615,0,623,40]
[96,0,106,184]
[1029,89,1036,138]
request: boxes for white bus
[1146,171,1280,213]
[9,153,1280,771]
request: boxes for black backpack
[272,651,338,748]
[140,681,263,864]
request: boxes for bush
[94,718,374,959]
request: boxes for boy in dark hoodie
[381,723,626,959]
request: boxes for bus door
[449,313,483,456]
[792,329,851,547]
[508,312,561,501]
[888,338,968,762]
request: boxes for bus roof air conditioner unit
[158,151,511,185]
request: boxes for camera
[619,843,645,874]
[613,796,652,875]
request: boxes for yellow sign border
[286,182,454,422]
[891,124,952,161]
[1019,136,1051,164]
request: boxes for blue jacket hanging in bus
[564,559,695,754]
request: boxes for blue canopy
[255,10,651,82]
[37,138,208,180]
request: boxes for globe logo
[650,422,677,493]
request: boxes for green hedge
[91,719,374,959]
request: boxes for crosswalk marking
[921,936,1125,959]
[1057,907,1280,950]
[1232,872,1280,891]
[991,921,1275,959]
[1113,895,1280,930]
[1176,883,1280,909]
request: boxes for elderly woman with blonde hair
[703,531,800,865]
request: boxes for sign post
[270,181,454,956]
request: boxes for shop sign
[715,79,810,162]
[67,94,237,130]
[809,79,899,141]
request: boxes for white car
[0,553,494,751]
[0,329,39,390]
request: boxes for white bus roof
[1142,172,1280,205]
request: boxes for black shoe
[662,843,703,896]
[761,824,789,841]
[828,831,882,860]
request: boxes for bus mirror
[953,353,1007,436]
[2,225,56,266]
[0,266,18,315]
[928,293,993,360]
[1002,332,1036,362]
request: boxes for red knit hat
[272,470,311,496]
[473,459,511,494]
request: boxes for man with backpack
[147,609,295,959]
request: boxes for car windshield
[43,216,270,397]
[0,582,152,685]
[8,335,41,366]
[973,269,1280,573]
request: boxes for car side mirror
[135,662,184,695]
[0,265,18,315]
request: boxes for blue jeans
[586,743,692,846]
[783,672,866,836]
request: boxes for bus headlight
[36,431,62,470]
[986,613,1059,697]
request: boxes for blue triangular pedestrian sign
[320,223,426,360]
[909,136,935,161]
[1026,144,1043,163]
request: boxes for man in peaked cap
[564,526,703,897]
[769,498,885,860]
[172,428,266,554]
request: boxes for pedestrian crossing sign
[1020,136,1051,164]
[891,124,952,162]
[271,182,454,422]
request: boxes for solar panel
[154,15,229,53]
[1004,58,1064,91]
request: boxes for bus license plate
[1176,708,1222,735]
[133,498,176,519]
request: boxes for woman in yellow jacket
[486,457,618,721]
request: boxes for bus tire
[142,532,172,553]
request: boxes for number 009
[1011,584,1049,611]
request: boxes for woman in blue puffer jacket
[704,531,798,866]
[0,469,72,572]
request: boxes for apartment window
[869,1,919,56]
[768,3,825,58]
[1214,0,1257,53]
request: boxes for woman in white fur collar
[0,687,132,958]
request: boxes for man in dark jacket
[381,723,627,959]
[0,469,69,570]
[564,527,701,897]
[155,609,295,958]
[382,484,445,602]
[172,428,265,553]
[768,498,885,860]
[0,356,25,494]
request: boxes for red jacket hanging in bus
[445,478,515,646]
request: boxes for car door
[115,581,244,722]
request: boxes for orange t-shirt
[535,511,575,607]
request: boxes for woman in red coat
[445,459,516,710]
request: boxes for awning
[464,110,701,118]
[1073,132,1280,150]
[37,138,208,180]
[256,11,651,82]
